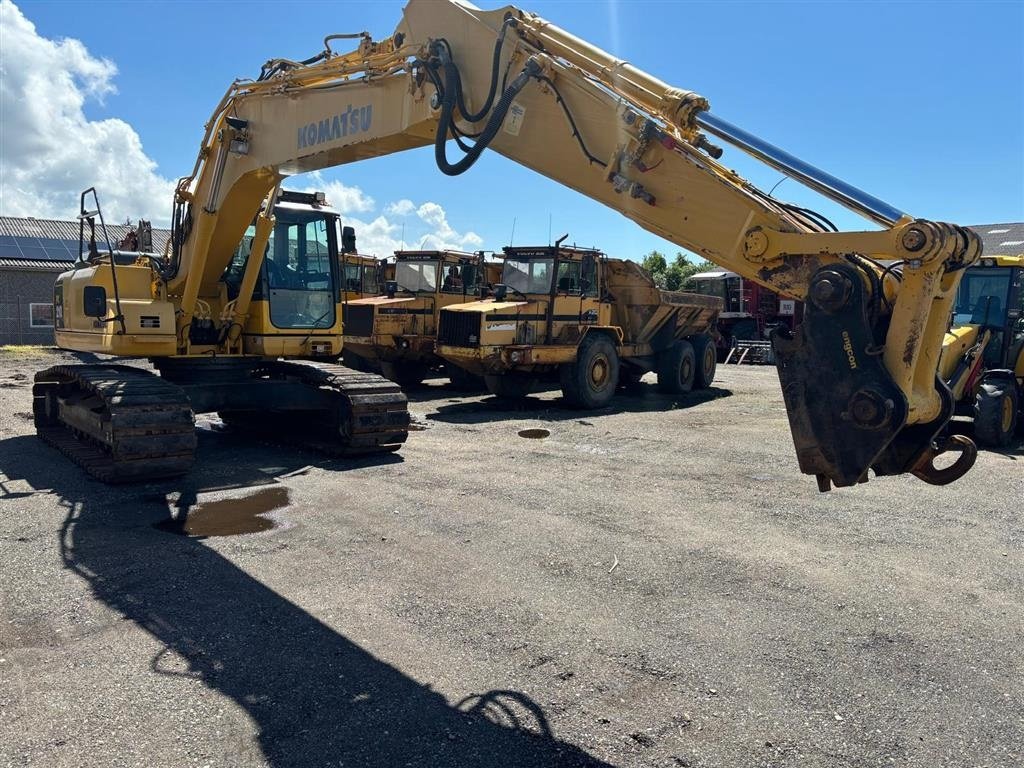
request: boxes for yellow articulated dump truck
[339,251,386,302]
[342,250,500,388]
[435,242,722,407]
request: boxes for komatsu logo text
[297,104,373,150]
[842,330,858,370]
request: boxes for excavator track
[33,365,196,483]
[217,360,409,456]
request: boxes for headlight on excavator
[510,350,522,362]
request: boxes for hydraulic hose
[433,48,540,176]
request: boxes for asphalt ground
[1,347,1021,768]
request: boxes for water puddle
[154,486,290,537]
[518,428,551,439]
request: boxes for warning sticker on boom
[504,101,526,136]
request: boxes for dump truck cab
[342,249,497,387]
[339,252,384,302]
[437,243,722,407]
[941,253,1024,446]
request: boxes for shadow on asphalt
[0,429,614,767]
[419,384,733,424]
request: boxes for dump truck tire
[484,374,535,399]
[561,333,619,409]
[446,363,485,392]
[381,361,427,388]
[974,379,1018,448]
[692,334,717,389]
[657,340,696,394]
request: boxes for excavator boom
[113,1,984,488]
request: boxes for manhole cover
[518,428,550,439]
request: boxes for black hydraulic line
[437,17,515,125]
[536,75,606,168]
[433,48,540,176]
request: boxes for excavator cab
[224,191,344,357]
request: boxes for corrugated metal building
[0,217,170,345]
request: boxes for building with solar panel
[0,216,170,345]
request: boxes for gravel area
[1,347,1021,768]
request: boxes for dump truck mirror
[341,226,357,254]
[83,286,107,318]
[385,280,397,298]
[494,283,508,301]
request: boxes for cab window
[266,217,335,329]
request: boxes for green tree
[640,250,668,287]
[640,250,716,290]
[662,252,716,290]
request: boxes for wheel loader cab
[951,257,1023,370]
[942,255,1024,448]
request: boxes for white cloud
[0,0,174,224]
[283,175,483,256]
[384,199,415,216]
[415,202,483,251]
[0,1,485,257]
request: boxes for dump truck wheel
[657,340,696,394]
[561,333,619,409]
[974,379,1019,448]
[484,374,535,399]
[381,361,427,388]
[446,363,485,392]
[692,334,717,389]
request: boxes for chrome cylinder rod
[695,111,905,228]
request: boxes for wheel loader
[941,254,1024,447]
[33,0,986,490]
[435,242,721,407]
[341,249,500,388]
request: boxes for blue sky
[5,0,1023,261]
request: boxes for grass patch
[0,345,54,355]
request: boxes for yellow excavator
[35,0,982,491]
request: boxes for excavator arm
[167,0,981,490]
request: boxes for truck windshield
[342,263,362,293]
[395,260,438,292]
[503,258,552,294]
[953,268,1012,326]
[362,264,380,294]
